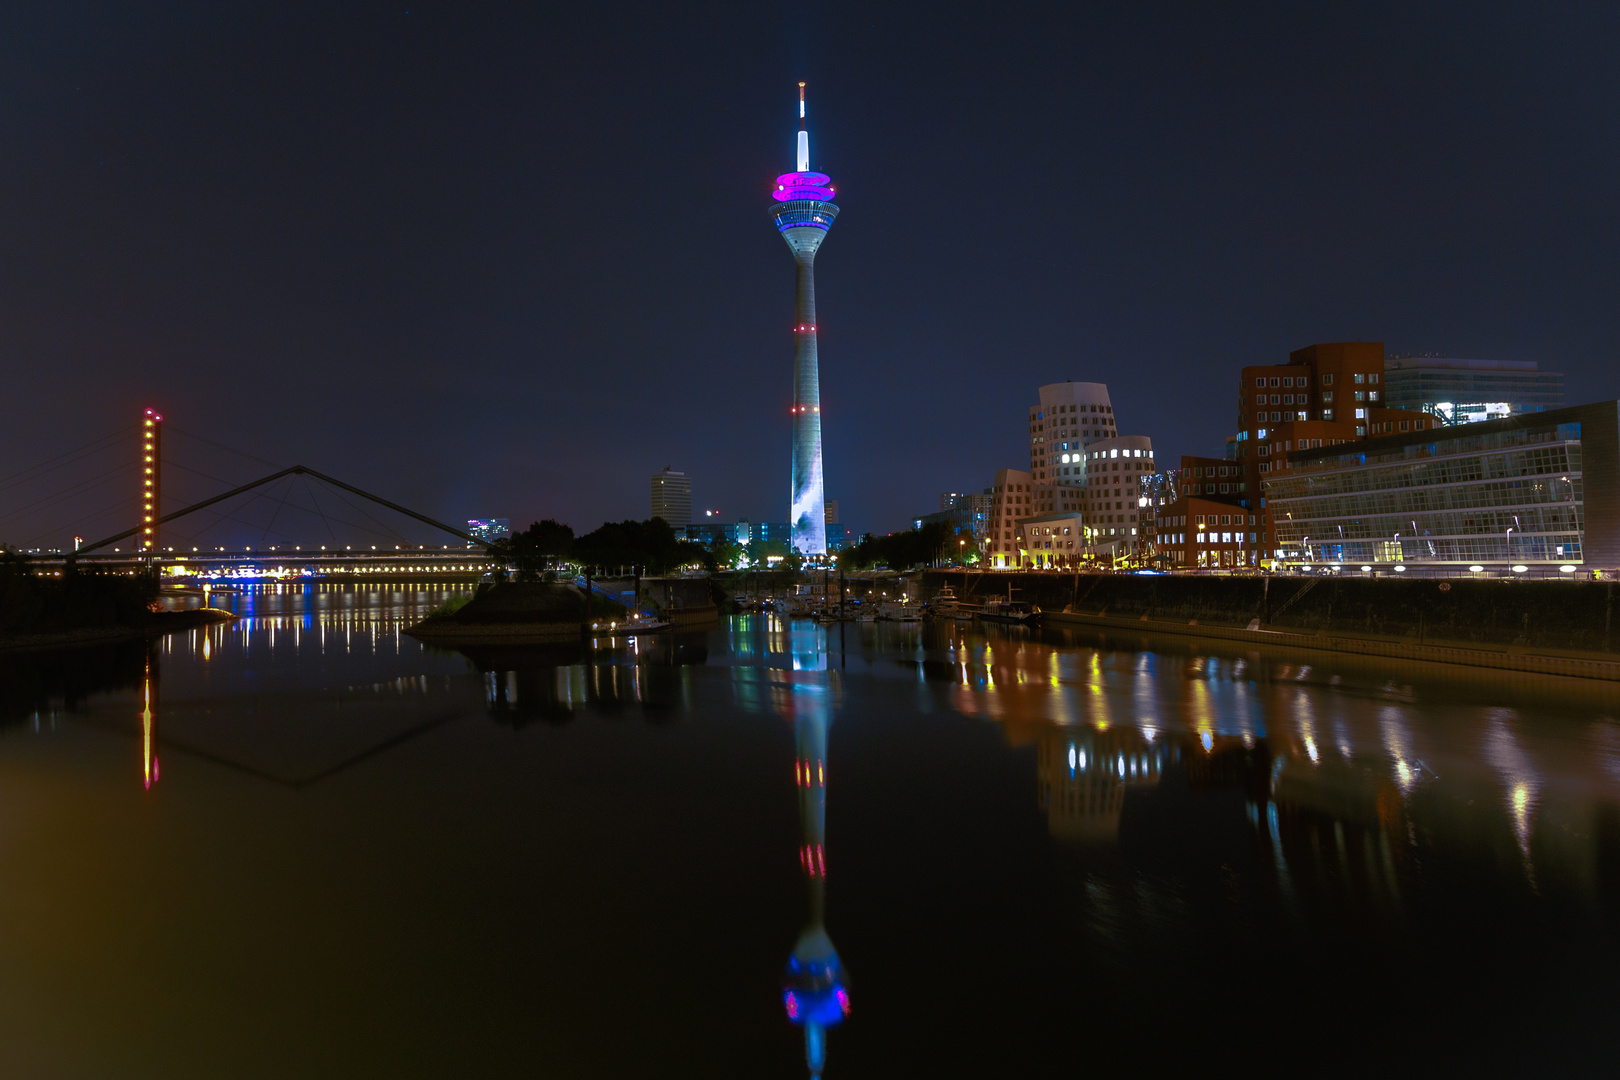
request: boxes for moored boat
[979,601,1040,624]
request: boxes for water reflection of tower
[141,649,159,789]
[771,646,850,1076]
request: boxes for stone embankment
[924,570,1620,682]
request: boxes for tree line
[492,516,975,575]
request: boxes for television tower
[772,82,838,555]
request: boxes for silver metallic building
[771,84,838,555]
[1383,357,1564,426]
[1265,402,1620,568]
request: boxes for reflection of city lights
[1304,737,1319,764]
[1078,750,1088,770]
[1201,731,1213,752]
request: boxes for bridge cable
[257,475,299,548]
[158,460,417,546]
[17,495,141,549]
[163,424,284,472]
[303,476,340,546]
[152,499,311,550]
[307,475,412,544]
[0,462,138,530]
[0,425,138,494]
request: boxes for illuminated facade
[986,469,1034,568]
[1265,401,1620,568]
[1019,382,1156,565]
[772,83,839,555]
[1079,434,1155,561]
[141,408,162,553]
[1231,342,1437,562]
[1384,357,1564,427]
[466,518,510,543]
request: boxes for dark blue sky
[1,1,1616,547]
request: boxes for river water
[2,584,1618,1076]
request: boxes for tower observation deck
[772,82,839,556]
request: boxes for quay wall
[924,571,1620,655]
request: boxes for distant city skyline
[0,4,1616,547]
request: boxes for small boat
[979,601,1040,625]
[876,600,923,622]
[952,603,981,622]
[928,586,960,618]
[590,614,671,634]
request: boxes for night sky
[2,2,1616,549]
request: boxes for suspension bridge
[1,410,503,580]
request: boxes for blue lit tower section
[772,82,839,556]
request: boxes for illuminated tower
[772,82,839,556]
[141,408,162,554]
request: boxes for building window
[1355,408,1366,419]
[1354,373,1365,384]
[1322,374,1333,385]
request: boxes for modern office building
[773,83,839,555]
[757,521,795,548]
[1231,341,1439,561]
[1383,357,1564,426]
[685,521,745,547]
[824,500,839,527]
[1015,512,1086,568]
[1264,401,1620,568]
[650,467,692,527]
[1078,435,1155,562]
[971,381,1158,567]
[986,469,1035,569]
[913,491,994,545]
[466,518,511,543]
[1027,381,1117,516]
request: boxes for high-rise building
[1383,357,1564,426]
[824,500,839,527]
[466,519,510,543]
[650,467,692,527]
[986,469,1034,568]
[1022,381,1155,565]
[772,83,839,556]
[141,408,162,554]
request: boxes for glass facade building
[1265,402,1620,567]
[466,518,510,543]
[1383,357,1564,427]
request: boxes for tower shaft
[790,249,827,555]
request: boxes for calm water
[3,584,1620,1076]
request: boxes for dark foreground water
[3,584,1620,1077]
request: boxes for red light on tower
[141,409,162,553]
